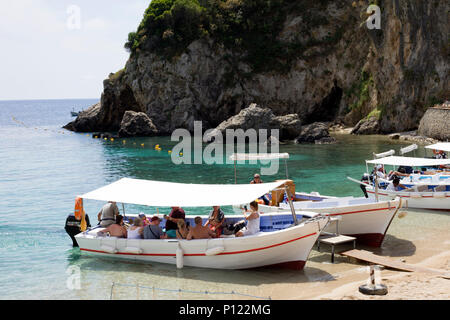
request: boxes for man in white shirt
[386,177,406,192]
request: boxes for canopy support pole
[285,159,289,179]
[122,203,126,218]
[374,175,379,202]
[285,186,298,225]
[234,160,237,184]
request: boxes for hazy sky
[0,0,150,100]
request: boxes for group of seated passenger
[97,202,262,239]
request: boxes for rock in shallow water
[118,111,158,137]
[295,122,336,144]
[203,103,302,142]
[351,117,380,135]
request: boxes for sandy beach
[276,208,450,300]
[313,250,450,300]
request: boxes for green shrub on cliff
[125,0,206,54]
[125,0,335,72]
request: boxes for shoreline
[256,208,450,300]
[312,250,450,300]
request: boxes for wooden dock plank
[340,249,450,277]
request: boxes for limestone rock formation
[351,116,380,135]
[64,1,449,136]
[203,103,301,142]
[417,103,450,141]
[295,122,336,144]
[118,111,158,137]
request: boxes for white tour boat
[74,178,330,270]
[229,153,404,247]
[360,156,450,210]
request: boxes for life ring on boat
[205,246,225,256]
[74,197,84,220]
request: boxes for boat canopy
[80,178,289,207]
[399,144,418,155]
[366,156,450,167]
[229,153,290,161]
[425,142,450,153]
[373,149,395,159]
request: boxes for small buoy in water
[168,150,172,154]
[179,152,183,156]
[104,138,107,140]
[123,140,126,144]
[141,143,145,147]
[86,134,89,137]
[110,138,114,142]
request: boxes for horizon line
[0,98,100,102]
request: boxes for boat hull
[76,217,328,270]
[366,188,450,211]
[253,196,402,247]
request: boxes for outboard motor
[360,173,370,198]
[65,213,91,247]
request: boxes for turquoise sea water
[0,99,440,300]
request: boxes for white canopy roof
[373,149,395,159]
[229,153,290,161]
[80,178,288,207]
[366,156,450,167]
[425,142,450,152]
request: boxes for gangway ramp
[340,249,450,278]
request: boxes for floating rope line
[10,115,174,152]
[110,282,271,300]
[10,115,75,135]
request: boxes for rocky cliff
[418,102,450,141]
[65,0,449,136]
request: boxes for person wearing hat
[374,164,387,180]
[139,213,150,226]
[143,216,166,239]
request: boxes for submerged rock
[388,131,438,144]
[118,111,158,137]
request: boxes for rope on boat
[110,282,271,300]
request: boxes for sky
[0,0,150,100]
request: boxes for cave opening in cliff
[304,81,343,124]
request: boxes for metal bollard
[359,265,388,295]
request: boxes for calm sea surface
[0,99,446,300]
